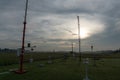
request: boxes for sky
[0,0,120,52]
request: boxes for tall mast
[77,16,81,62]
[15,0,28,74]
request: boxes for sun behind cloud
[80,27,90,39]
[70,17,105,39]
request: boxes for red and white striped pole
[15,0,28,74]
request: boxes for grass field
[0,52,65,66]
[0,55,120,80]
[0,52,120,66]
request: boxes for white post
[30,48,34,63]
[83,58,90,80]
[17,48,21,57]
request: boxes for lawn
[0,57,120,80]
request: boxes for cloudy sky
[0,0,120,51]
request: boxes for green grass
[0,58,120,80]
[0,52,120,66]
[0,52,65,66]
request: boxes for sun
[80,28,90,39]
[73,27,90,39]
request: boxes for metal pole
[91,45,93,52]
[91,45,96,66]
[71,34,74,53]
[77,16,81,62]
[15,0,28,74]
[72,42,73,53]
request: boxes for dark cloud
[0,0,120,51]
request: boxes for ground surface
[0,58,120,80]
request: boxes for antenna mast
[15,0,28,74]
[77,16,81,62]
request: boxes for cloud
[0,0,120,51]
